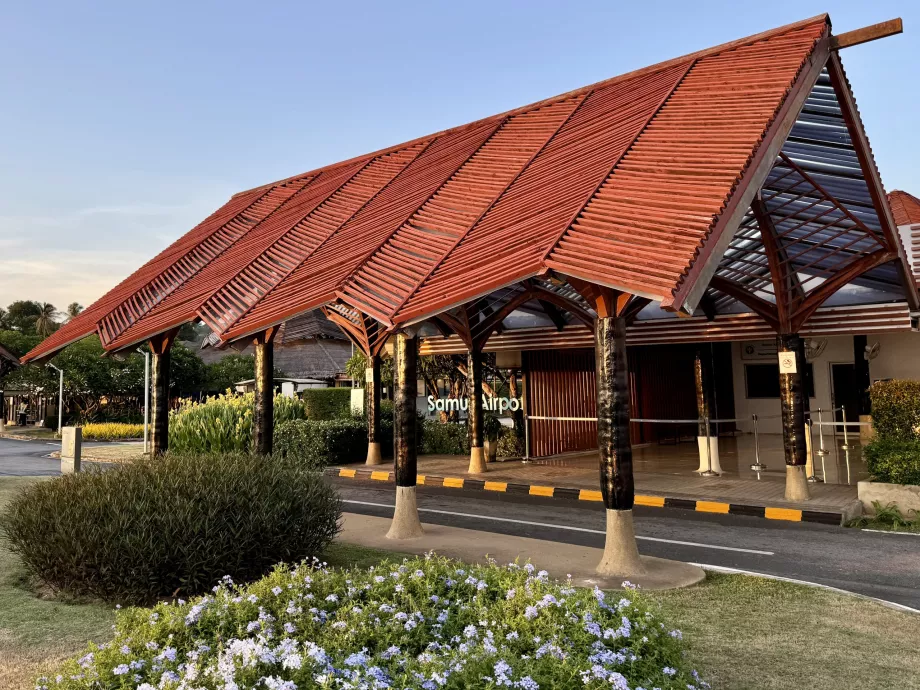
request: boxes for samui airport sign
[427,395,521,413]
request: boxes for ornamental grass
[38,555,706,690]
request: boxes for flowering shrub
[40,555,706,690]
[2,452,341,602]
[80,422,145,441]
[169,392,307,453]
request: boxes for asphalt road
[332,478,920,610]
[3,438,916,610]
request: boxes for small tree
[205,353,257,393]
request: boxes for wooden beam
[538,299,567,331]
[831,19,902,50]
[709,276,780,331]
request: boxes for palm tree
[34,303,60,338]
[66,302,84,320]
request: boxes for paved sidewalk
[339,512,705,591]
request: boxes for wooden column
[148,330,176,456]
[595,314,643,575]
[366,353,383,465]
[853,335,871,416]
[252,327,277,455]
[777,334,809,500]
[693,344,715,436]
[387,331,423,539]
[467,347,487,473]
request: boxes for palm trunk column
[595,315,644,576]
[366,354,383,465]
[778,334,810,501]
[149,332,175,456]
[387,331,424,540]
[467,347,487,473]
[253,330,275,455]
[693,344,721,475]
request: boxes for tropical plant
[1,451,342,602]
[169,391,307,453]
[345,350,394,388]
[65,302,84,320]
[34,302,60,337]
[38,555,705,689]
[848,500,918,531]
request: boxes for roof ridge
[232,14,830,199]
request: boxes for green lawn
[1,476,918,690]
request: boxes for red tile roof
[24,15,836,363]
[889,190,920,227]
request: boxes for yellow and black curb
[325,467,845,526]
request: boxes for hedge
[0,452,341,602]
[863,439,920,486]
[301,387,352,420]
[420,419,469,455]
[79,422,144,441]
[869,379,920,441]
[275,419,368,467]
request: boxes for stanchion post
[840,405,853,450]
[806,418,821,483]
[700,415,717,477]
[750,413,766,479]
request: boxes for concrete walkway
[340,512,705,591]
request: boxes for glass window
[745,363,814,399]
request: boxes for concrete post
[61,426,82,474]
[387,332,423,540]
[594,315,643,576]
[253,335,274,455]
[467,347,487,474]
[693,344,721,475]
[778,334,810,501]
[366,354,383,465]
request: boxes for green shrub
[869,379,920,441]
[0,452,341,602]
[497,424,524,457]
[301,387,352,420]
[275,418,367,467]
[43,555,704,690]
[420,419,470,455]
[169,391,307,453]
[484,413,503,440]
[79,422,144,441]
[863,438,920,485]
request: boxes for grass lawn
[1,476,918,690]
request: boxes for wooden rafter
[709,276,781,331]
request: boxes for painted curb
[325,467,846,526]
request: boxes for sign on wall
[777,351,798,374]
[427,395,521,413]
[741,340,778,360]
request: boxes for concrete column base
[386,486,424,540]
[695,436,721,474]
[785,465,810,502]
[595,509,645,578]
[468,446,487,474]
[366,442,384,465]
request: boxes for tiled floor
[382,433,865,512]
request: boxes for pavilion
[23,14,919,576]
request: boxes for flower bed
[79,422,144,441]
[41,555,706,690]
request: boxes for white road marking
[692,563,920,614]
[342,499,774,556]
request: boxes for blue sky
[1,0,917,308]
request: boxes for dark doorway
[831,363,860,424]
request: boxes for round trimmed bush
[41,555,706,690]
[0,452,341,602]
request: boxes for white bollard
[696,436,722,474]
[61,426,82,474]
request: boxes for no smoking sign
[778,352,797,374]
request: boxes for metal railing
[524,405,866,484]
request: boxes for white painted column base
[595,509,645,577]
[366,442,384,465]
[386,486,424,540]
[784,465,810,502]
[468,446,487,474]
[695,436,721,474]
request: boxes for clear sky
[1,0,917,309]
